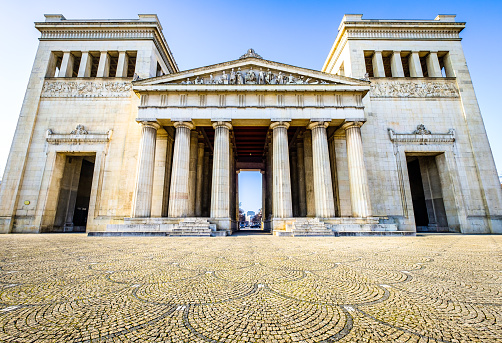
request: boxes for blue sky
[0,0,501,213]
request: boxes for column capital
[341,121,365,131]
[173,121,195,130]
[307,121,329,130]
[212,121,232,130]
[393,50,402,54]
[270,121,290,130]
[140,121,161,130]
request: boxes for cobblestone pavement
[0,234,501,342]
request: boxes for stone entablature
[370,78,459,98]
[41,79,133,98]
[35,14,178,74]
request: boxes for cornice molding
[46,125,112,144]
[36,20,178,73]
[388,125,455,144]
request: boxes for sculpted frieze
[41,80,133,98]
[370,80,459,98]
[176,67,331,85]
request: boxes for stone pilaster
[168,121,195,217]
[132,121,161,218]
[409,51,423,77]
[188,131,198,216]
[77,51,91,77]
[195,141,205,216]
[59,51,73,77]
[96,51,110,77]
[116,51,129,77]
[342,121,372,218]
[308,121,336,218]
[303,131,315,217]
[391,51,404,77]
[372,51,385,77]
[270,121,293,218]
[427,51,442,77]
[210,121,232,219]
[296,140,307,217]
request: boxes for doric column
[427,51,442,77]
[195,141,205,216]
[59,51,74,77]
[210,121,232,219]
[96,51,110,77]
[265,140,273,220]
[168,121,195,217]
[116,51,129,77]
[296,140,307,217]
[261,170,266,221]
[77,52,92,77]
[342,121,372,218]
[303,131,315,217]
[202,151,210,216]
[132,121,161,217]
[236,170,240,222]
[188,131,198,216]
[391,51,404,77]
[308,121,336,218]
[270,121,293,218]
[372,51,385,77]
[290,149,299,216]
[328,136,338,216]
[409,51,423,77]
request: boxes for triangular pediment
[134,56,368,87]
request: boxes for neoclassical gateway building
[0,13,501,236]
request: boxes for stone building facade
[0,13,500,236]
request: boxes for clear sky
[0,0,501,214]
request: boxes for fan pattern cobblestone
[0,234,501,342]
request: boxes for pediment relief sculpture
[176,67,332,85]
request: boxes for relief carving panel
[370,80,459,98]
[41,80,133,98]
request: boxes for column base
[208,218,234,235]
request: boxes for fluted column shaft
[303,131,315,217]
[342,121,372,218]
[132,121,161,217]
[309,121,336,218]
[195,142,205,216]
[168,121,195,217]
[188,131,198,215]
[210,121,232,219]
[290,150,299,217]
[296,141,307,217]
[271,121,293,218]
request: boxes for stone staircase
[291,218,335,237]
[168,218,216,237]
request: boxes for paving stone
[0,234,501,342]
